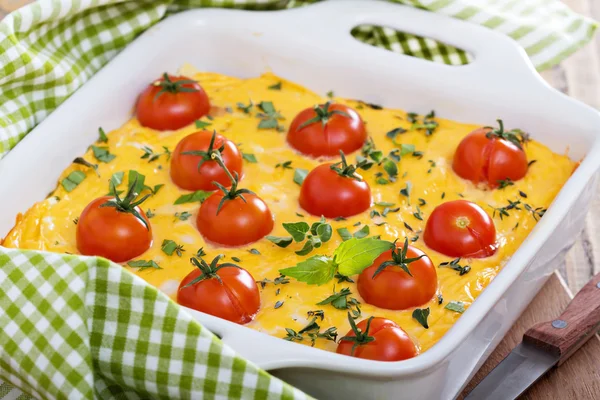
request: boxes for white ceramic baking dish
[1,1,599,398]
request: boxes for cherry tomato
[358,240,437,310]
[76,196,152,263]
[197,190,274,247]
[337,315,418,362]
[453,120,528,188]
[136,74,210,131]
[288,102,367,158]
[424,200,496,258]
[299,158,371,218]
[170,130,243,191]
[178,255,260,324]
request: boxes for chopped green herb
[257,101,284,130]
[268,81,282,90]
[326,90,334,99]
[174,211,192,221]
[276,160,293,169]
[294,168,309,185]
[242,153,257,163]
[195,120,212,130]
[249,248,261,255]
[404,222,414,232]
[386,127,407,140]
[437,294,444,304]
[490,199,521,219]
[141,145,171,162]
[174,190,212,205]
[231,256,241,262]
[418,198,426,206]
[146,209,155,218]
[73,217,79,225]
[497,178,514,189]
[445,301,465,313]
[337,228,353,241]
[353,225,370,239]
[400,182,412,201]
[412,307,430,329]
[256,275,290,289]
[196,248,207,257]
[91,145,115,163]
[237,100,254,114]
[73,157,99,176]
[161,239,185,257]
[61,171,87,192]
[334,273,354,283]
[439,258,471,275]
[519,190,528,198]
[274,300,284,309]
[127,259,162,272]
[98,127,108,143]
[266,236,293,248]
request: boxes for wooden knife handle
[523,272,600,365]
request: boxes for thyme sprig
[439,258,471,276]
[181,131,226,171]
[485,119,530,149]
[153,73,198,101]
[338,312,375,356]
[297,101,350,130]
[100,178,151,230]
[180,255,240,288]
[371,238,425,278]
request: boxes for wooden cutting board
[460,272,600,399]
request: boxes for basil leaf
[91,145,115,163]
[61,171,86,192]
[445,301,465,313]
[258,101,276,114]
[412,307,430,329]
[161,239,182,256]
[353,225,370,239]
[336,228,353,241]
[316,223,333,242]
[267,236,293,248]
[73,157,98,176]
[295,240,314,256]
[282,222,310,242]
[294,169,308,185]
[279,255,335,285]
[333,237,394,276]
[174,190,212,205]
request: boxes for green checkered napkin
[0,0,596,399]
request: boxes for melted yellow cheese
[3,67,575,355]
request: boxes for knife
[465,271,600,400]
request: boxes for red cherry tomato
[197,191,274,247]
[299,161,371,218]
[170,130,243,191]
[76,196,152,263]
[178,256,260,324]
[424,200,496,258]
[358,241,437,310]
[136,74,210,131]
[288,102,367,158]
[336,316,418,362]
[453,120,528,188]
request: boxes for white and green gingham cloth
[0,0,596,399]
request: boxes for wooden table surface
[1,0,599,399]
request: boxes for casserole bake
[1,1,599,398]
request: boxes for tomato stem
[211,155,255,215]
[484,119,529,150]
[297,101,350,131]
[338,312,376,356]
[153,73,199,101]
[100,178,151,230]
[180,255,241,289]
[371,238,425,278]
[181,130,226,172]
[330,150,364,181]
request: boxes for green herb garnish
[412,307,430,329]
[161,239,185,257]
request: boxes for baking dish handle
[270,0,540,85]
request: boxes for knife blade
[465,272,600,400]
